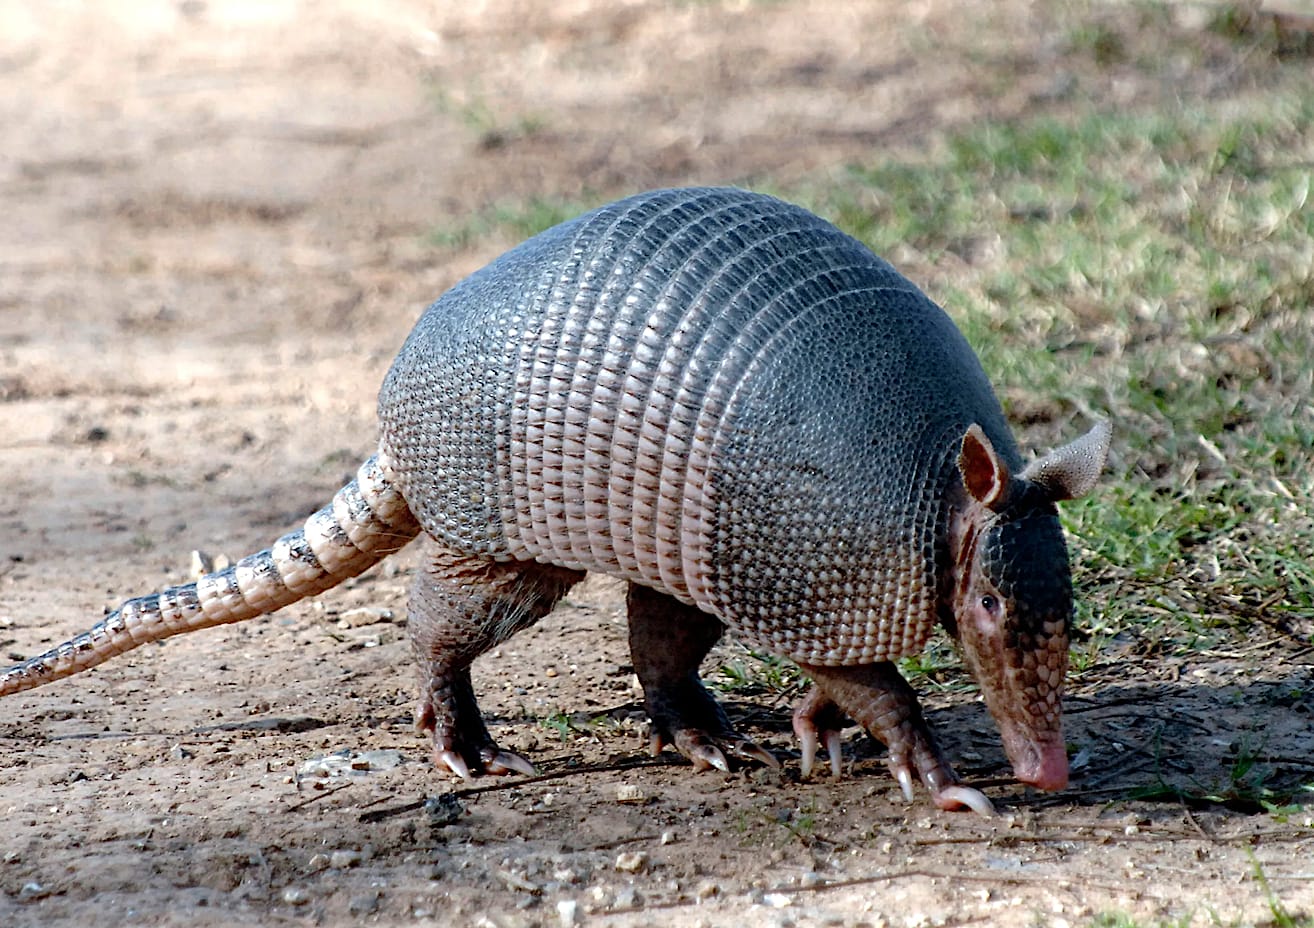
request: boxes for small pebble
[615,784,647,803]
[695,880,719,899]
[338,606,395,628]
[282,887,311,906]
[660,830,677,845]
[330,849,363,869]
[18,882,48,901]
[189,550,213,578]
[349,892,380,915]
[557,899,579,927]
[614,851,647,873]
[498,869,541,894]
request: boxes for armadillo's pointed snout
[1012,740,1069,792]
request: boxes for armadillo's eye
[980,594,999,613]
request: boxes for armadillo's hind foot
[413,665,535,779]
[627,584,778,774]
[407,537,585,779]
[795,662,995,816]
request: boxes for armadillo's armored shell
[379,188,1018,666]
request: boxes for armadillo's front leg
[794,662,995,816]
[627,584,777,773]
[408,537,584,778]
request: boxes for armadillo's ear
[958,424,1012,510]
[1020,419,1112,501]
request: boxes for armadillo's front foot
[791,684,846,778]
[794,663,995,816]
[627,583,778,774]
[415,665,536,780]
[644,678,779,773]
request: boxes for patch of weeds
[539,709,611,743]
[1127,736,1308,814]
[427,195,596,250]
[1068,21,1125,66]
[1210,3,1314,59]
[1264,784,1314,825]
[733,799,822,849]
[898,627,974,693]
[712,648,805,700]
[798,82,1314,665]
[776,798,820,844]
[424,81,545,150]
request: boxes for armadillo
[1,187,1111,814]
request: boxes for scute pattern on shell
[378,188,1019,665]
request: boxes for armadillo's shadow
[939,663,1312,813]
[709,659,1314,814]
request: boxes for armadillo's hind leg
[627,584,778,773]
[408,537,584,779]
[795,662,995,816]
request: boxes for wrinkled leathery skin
[627,583,778,772]
[407,536,584,778]
[795,663,996,815]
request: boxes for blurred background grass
[427,2,1314,674]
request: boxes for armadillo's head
[946,420,1112,792]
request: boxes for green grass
[799,92,1314,659]
[716,78,1314,814]
[427,195,597,250]
[423,56,1314,809]
[712,646,805,699]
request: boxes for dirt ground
[1,1,1311,926]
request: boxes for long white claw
[734,741,782,770]
[794,719,819,778]
[483,750,537,778]
[895,767,916,802]
[937,785,996,817]
[823,729,843,778]
[437,750,474,781]
[691,744,731,774]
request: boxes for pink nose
[1014,741,1069,791]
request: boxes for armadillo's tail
[0,452,422,698]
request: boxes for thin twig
[285,782,352,812]
[357,754,685,823]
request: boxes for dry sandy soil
[1,2,1311,926]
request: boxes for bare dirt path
[1,2,1310,926]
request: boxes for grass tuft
[798,87,1314,661]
